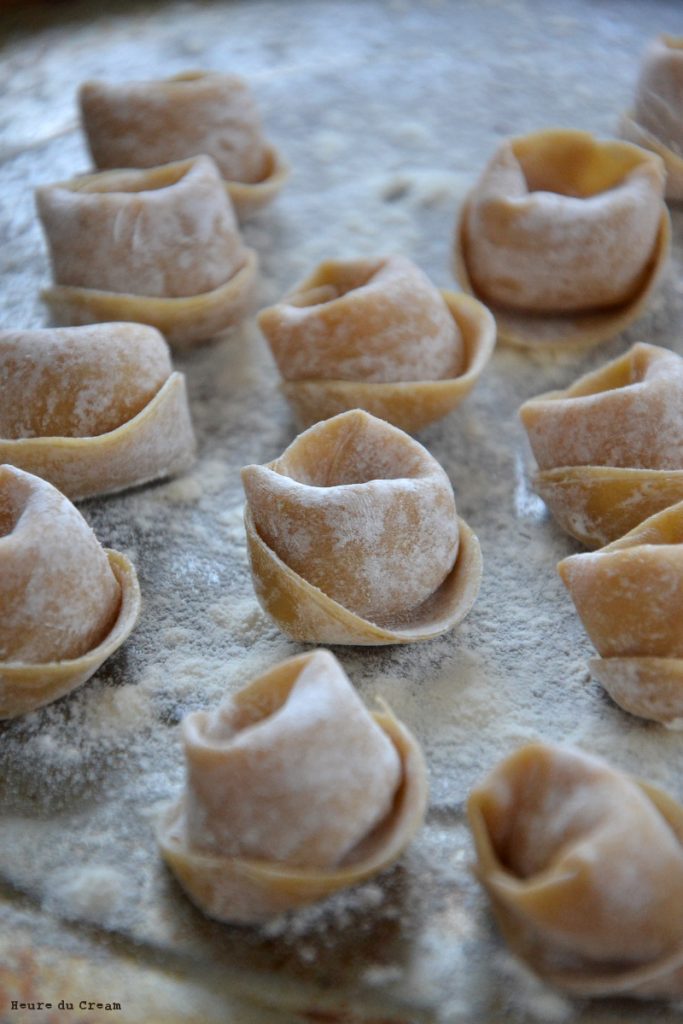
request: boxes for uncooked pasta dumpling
[261,255,464,383]
[158,650,428,923]
[36,155,257,346]
[79,70,288,219]
[0,323,195,499]
[0,465,140,718]
[469,742,683,998]
[558,500,683,725]
[519,342,683,546]
[455,129,669,348]
[258,255,495,432]
[241,409,482,644]
[620,35,683,200]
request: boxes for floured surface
[2,1,683,1021]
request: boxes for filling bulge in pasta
[241,409,459,623]
[0,465,121,663]
[181,649,402,868]
[258,255,464,383]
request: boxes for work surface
[2,1,683,1021]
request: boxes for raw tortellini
[36,155,257,347]
[559,500,683,726]
[79,70,288,220]
[519,342,683,547]
[0,322,195,500]
[258,255,495,432]
[469,742,683,998]
[0,465,140,718]
[620,35,683,201]
[241,409,482,644]
[158,650,428,923]
[455,129,669,348]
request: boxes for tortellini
[158,650,427,923]
[79,70,288,219]
[258,255,495,432]
[455,129,669,348]
[519,343,683,547]
[559,501,683,725]
[620,35,683,201]
[0,323,195,500]
[469,742,683,998]
[36,156,257,347]
[0,465,140,718]
[241,409,482,644]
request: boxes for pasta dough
[36,156,258,346]
[558,500,683,725]
[0,323,171,439]
[79,71,288,219]
[468,742,683,998]
[620,35,683,200]
[158,650,428,923]
[261,256,464,383]
[258,256,495,431]
[0,465,140,718]
[455,129,669,348]
[241,409,482,643]
[519,343,683,546]
[0,323,196,500]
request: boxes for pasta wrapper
[620,36,683,201]
[241,409,482,644]
[79,71,288,220]
[223,144,289,220]
[559,500,683,724]
[158,651,428,923]
[36,157,257,346]
[259,256,464,384]
[532,464,683,548]
[41,253,258,349]
[0,466,140,717]
[279,292,495,433]
[0,551,140,720]
[0,324,195,499]
[244,505,482,645]
[0,374,195,501]
[454,129,669,348]
[521,343,683,546]
[468,742,683,998]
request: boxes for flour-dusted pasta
[469,742,683,998]
[519,343,683,546]
[559,501,683,725]
[158,650,428,923]
[620,35,683,201]
[258,255,495,432]
[36,156,257,346]
[79,70,288,219]
[455,129,669,348]
[0,323,195,499]
[241,409,482,644]
[0,466,140,718]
